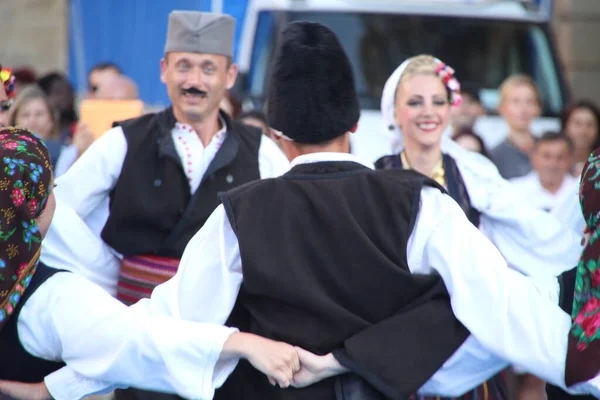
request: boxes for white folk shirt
[39,120,290,295]
[510,172,586,236]
[27,153,600,399]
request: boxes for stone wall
[553,0,600,105]
[0,0,68,74]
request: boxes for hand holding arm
[291,347,348,388]
[0,381,51,400]
[220,332,300,388]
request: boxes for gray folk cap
[164,11,235,57]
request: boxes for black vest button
[153,179,162,187]
[226,174,234,184]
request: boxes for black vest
[375,153,481,227]
[0,263,65,382]
[216,162,469,400]
[101,108,262,258]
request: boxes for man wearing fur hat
[37,9,289,400]
[204,20,598,399]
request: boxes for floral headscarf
[0,127,51,331]
[566,148,600,386]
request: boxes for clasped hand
[0,339,346,399]
[245,336,345,389]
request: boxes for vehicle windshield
[246,10,564,116]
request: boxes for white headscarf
[380,59,411,152]
[380,56,461,153]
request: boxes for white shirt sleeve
[409,187,571,389]
[258,135,290,178]
[448,144,582,279]
[40,198,120,296]
[33,206,243,400]
[54,126,126,219]
[477,181,583,279]
[552,186,587,237]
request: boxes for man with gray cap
[47,10,287,302]
[36,9,288,400]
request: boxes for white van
[236,0,566,163]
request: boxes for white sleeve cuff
[151,322,240,399]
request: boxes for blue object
[68,0,248,107]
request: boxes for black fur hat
[267,21,360,144]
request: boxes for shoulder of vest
[113,111,158,130]
[113,109,173,150]
[220,175,275,202]
[376,168,446,193]
[374,154,397,170]
[218,177,276,235]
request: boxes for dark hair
[453,128,489,158]
[37,72,77,125]
[238,110,268,125]
[561,99,600,150]
[87,62,122,90]
[37,72,72,95]
[458,82,481,103]
[222,91,242,119]
[12,67,37,85]
[535,131,574,152]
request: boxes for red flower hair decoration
[435,62,462,107]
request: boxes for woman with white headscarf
[375,55,584,400]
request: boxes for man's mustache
[181,87,207,97]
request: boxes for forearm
[61,312,238,397]
[23,274,238,399]
[429,220,571,388]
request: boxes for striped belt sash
[117,255,180,305]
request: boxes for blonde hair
[9,85,60,140]
[396,55,451,103]
[400,55,440,82]
[499,74,541,106]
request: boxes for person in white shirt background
[510,131,585,236]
